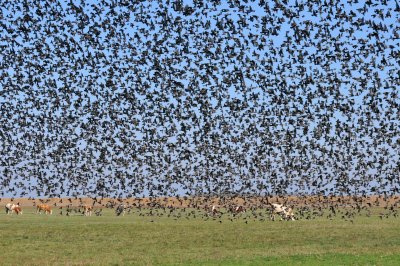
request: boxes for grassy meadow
[1,207,400,265]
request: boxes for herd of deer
[4,202,295,221]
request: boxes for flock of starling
[1,0,400,219]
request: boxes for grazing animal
[115,204,125,216]
[94,209,103,216]
[5,203,12,214]
[82,205,93,216]
[270,203,295,221]
[210,205,220,216]
[5,203,22,215]
[234,206,246,214]
[37,204,53,214]
[228,205,246,216]
[83,205,93,216]
[13,206,23,215]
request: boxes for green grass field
[1,208,400,265]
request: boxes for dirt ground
[1,195,399,209]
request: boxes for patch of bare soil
[1,195,398,209]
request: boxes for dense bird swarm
[0,0,399,202]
